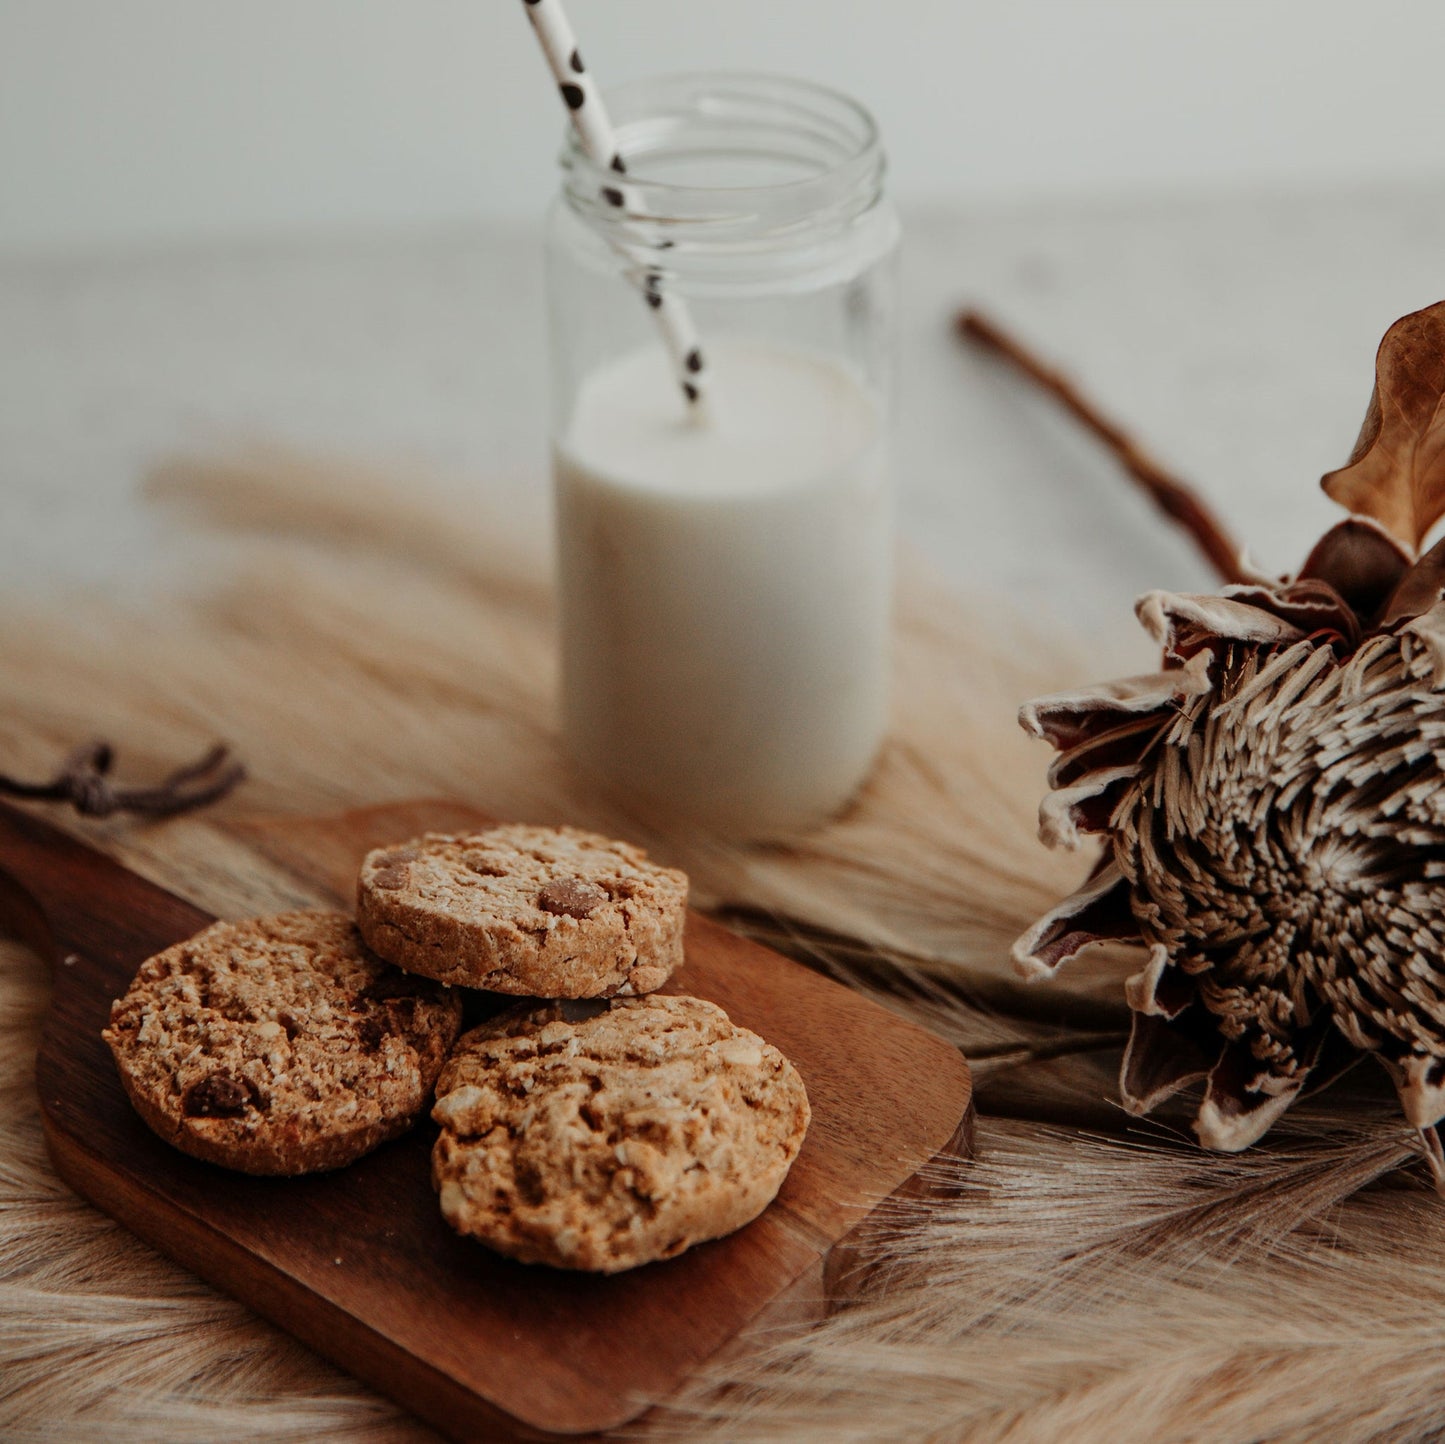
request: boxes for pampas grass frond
[1,450,1437,1441]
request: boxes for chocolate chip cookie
[102,910,463,1175]
[355,825,688,997]
[430,994,810,1272]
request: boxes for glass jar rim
[559,71,886,241]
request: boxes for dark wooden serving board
[0,798,973,1440]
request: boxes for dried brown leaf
[1322,301,1445,553]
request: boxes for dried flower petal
[1011,859,1140,980]
[1018,653,1212,752]
[1135,591,1306,664]
[1300,516,1412,623]
[1219,579,1359,646]
[1391,1054,1445,1132]
[1382,537,1445,626]
[1038,767,1137,850]
[1321,301,1445,553]
[1123,943,1188,1018]
[1120,1009,1213,1114]
[1195,1040,1308,1153]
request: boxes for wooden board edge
[0,862,58,969]
[622,1088,976,1437]
[822,1097,977,1301]
[40,1108,850,1440]
[43,1113,731,1439]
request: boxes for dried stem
[0,741,245,820]
[957,308,1250,585]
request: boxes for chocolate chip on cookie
[537,876,606,918]
[182,1070,263,1118]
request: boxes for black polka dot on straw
[520,0,706,409]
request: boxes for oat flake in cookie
[355,825,688,997]
[102,910,463,1176]
[431,994,810,1272]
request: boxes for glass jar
[546,72,899,838]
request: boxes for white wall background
[4,0,1445,255]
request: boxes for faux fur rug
[1,453,1440,1443]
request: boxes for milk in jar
[546,74,899,833]
[555,337,891,835]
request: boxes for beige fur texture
[1,450,1439,1442]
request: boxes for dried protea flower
[1014,302,1445,1186]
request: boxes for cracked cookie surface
[355,825,688,997]
[431,993,810,1272]
[102,910,463,1175]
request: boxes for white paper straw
[520,0,708,413]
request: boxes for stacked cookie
[103,824,810,1273]
[355,825,687,998]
